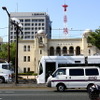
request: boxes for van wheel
[87,84,94,92]
[57,84,65,92]
[0,78,4,83]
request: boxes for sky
[0,0,100,42]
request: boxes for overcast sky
[0,0,100,42]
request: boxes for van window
[70,69,84,76]
[2,65,9,70]
[53,69,66,77]
[85,68,99,76]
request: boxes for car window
[70,69,84,76]
[52,69,66,77]
[85,68,99,76]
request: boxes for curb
[0,83,47,89]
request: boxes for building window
[28,56,30,62]
[63,47,67,55]
[69,46,74,56]
[25,27,30,30]
[40,50,42,54]
[25,23,30,26]
[42,27,44,30]
[25,19,30,22]
[35,27,37,30]
[56,47,61,56]
[28,68,30,72]
[24,45,26,51]
[28,45,30,51]
[35,23,37,26]
[24,45,30,52]
[50,47,54,55]
[32,23,34,26]
[39,37,43,43]
[24,56,26,62]
[24,68,26,73]
[38,27,41,30]
[38,23,41,26]
[32,28,34,30]
[20,19,23,22]
[89,49,91,55]
[76,46,80,55]
[42,23,44,26]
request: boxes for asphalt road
[0,89,93,100]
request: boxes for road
[0,89,91,100]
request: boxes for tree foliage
[0,42,16,65]
[87,29,100,49]
[10,42,16,66]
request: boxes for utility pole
[15,25,19,84]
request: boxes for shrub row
[18,72,38,76]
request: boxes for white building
[10,12,52,42]
[18,29,100,73]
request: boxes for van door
[52,68,67,82]
[45,62,56,82]
[56,69,67,80]
[68,68,86,88]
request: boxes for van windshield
[2,64,13,71]
[2,65,9,70]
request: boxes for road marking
[0,98,2,99]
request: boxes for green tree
[0,42,16,65]
[0,43,8,60]
[87,28,100,49]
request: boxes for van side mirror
[52,74,55,77]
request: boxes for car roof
[58,66,99,69]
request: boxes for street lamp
[2,7,10,63]
[11,18,22,84]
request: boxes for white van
[0,63,14,83]
[46,66,100,92]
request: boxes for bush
[18,72,37,76]
[32,73,38,76]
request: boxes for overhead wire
[0,27,8,29]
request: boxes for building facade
[10,12,52,42]
[0,37,3,43]
[18,29,100,73]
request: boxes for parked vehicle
[0,62,14,83]
[36,56,100,83]
[46,66,100,92]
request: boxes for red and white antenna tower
[62,4,68,34]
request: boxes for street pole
[2,7,10,63]
[15,25,19,84]
[10,17,22,84]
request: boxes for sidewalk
[0,83,47,89]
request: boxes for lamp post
[11,18,22,84]
[2,7,10,63]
